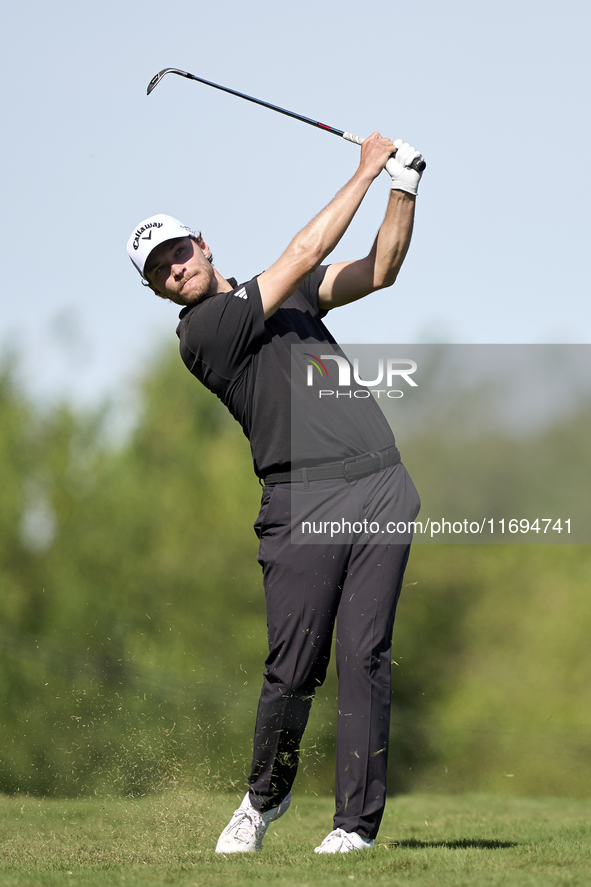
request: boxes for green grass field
[1,790,589,886]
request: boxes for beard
[178,260,216,306]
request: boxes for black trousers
[248,462,420,840]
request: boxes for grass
[0,789,590,886]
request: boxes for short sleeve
[296,265,329,316]
[177,276,265,382]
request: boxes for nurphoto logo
[303,353,418,398]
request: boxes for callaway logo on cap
[126,213,195,278]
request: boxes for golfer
[127,133,424,853]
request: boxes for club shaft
[147,68,426,171]
[155,69,347,138]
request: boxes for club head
[146,68,189,96]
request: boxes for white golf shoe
[314,827,374,853]
[215,790,292,853]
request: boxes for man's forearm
[370,189,416,289]
[283,166,377,272]
[317,188,416,309]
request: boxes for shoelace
[228,808,263,843]
[320,828,352,851]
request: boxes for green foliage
[0,353,265,796]
[405,546,591,798]
[0,348,589,799]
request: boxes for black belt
[264,445,401,485]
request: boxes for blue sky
[2,0,590,405]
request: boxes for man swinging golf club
[127,132,424,853]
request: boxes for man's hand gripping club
[386,140,424,195]
[358,133,425,195]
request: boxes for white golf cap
[127,213,196,277]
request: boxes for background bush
[1,348,589,798]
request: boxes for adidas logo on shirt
[234,287,247,300]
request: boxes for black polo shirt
[176,267,395,478]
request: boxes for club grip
[343,132,426,172]
[343,132,364,145]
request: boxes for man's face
[144,236,215,306]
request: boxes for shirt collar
[178,277,238,319]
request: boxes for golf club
[147,67,426,173]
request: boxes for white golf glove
[385,140,424,195]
